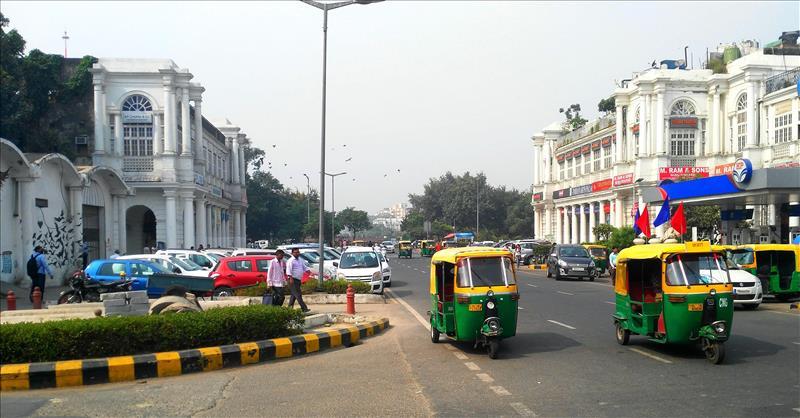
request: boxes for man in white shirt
[109,250,121,259]
[267,250,288,306]
[285,248,310,312]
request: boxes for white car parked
[336,246,385,294]
[118,254,209,277]
[726,260,763,309]
[377,252,392,287]
[155,250,217,270]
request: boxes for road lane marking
[518,306,525,310]
[453,352,468,360]
[476,373,494,383]
[546,319,576,330]
[605,301,616,305]
[490,385,511,396]
[510,402,536,416]
[385,288,430,330]
[527,284,538,288]
[792,342,800,345]
[444,344,457,351]
[557,291,574,296]
[629,347,673,364]
[464,362,481,371]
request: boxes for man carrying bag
[266,249,288,306]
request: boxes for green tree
[608,227,636,250]
[684,205,720,239]
[335,207,371,238]
[593,224,615,242]
[559,103,587,131]
[597,97,616,115]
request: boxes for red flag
[672,202,686,235]
[636,204,651,238]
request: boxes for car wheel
[554,270,562,281]
[213,286,234,298]
[744,303,759,310]
[615,321,630,345]
[385,281,392,288]
[431,322,440,343]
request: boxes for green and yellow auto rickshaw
[420,240,436,257]
[584,244,609,276]
[730,244,800,301]
[613,242,734,364]
[429,247,519,359]
[398,241,413,259]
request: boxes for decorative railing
[122,157,154,172]
[670,157,696,167]
[772,142,792,159]
[765,67,800,95]
[556,114,616,149]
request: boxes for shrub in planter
[322,279,372,294]
[301,280,318,294]
[0,305,305,364]
[235,282,269,297]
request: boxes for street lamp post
[303,173,311,223]
[325,171,347,246]
[299,0,383,288]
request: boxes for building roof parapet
[555,114,615,150]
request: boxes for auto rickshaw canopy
[735,244,800,252]
[398,241,412,248]
[430,246,513,265]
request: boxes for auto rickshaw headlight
[486,301,496,310]
[709,288,716,296]
[712,321,726,335]
[487,290,494,297]
[487,318,501,331]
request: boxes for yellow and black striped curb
[527,264,547,270]
[0,319,389,391]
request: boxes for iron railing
[765,67,800,95]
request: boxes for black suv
[547,245,596,281]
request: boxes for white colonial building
[1,58,250,284]
[531,38,800,245]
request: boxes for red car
[208,255,315,297]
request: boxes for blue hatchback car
[84,259,168,295]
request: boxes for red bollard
[346,283,355,315]
[32,287,42,309]
[6,290,16,311]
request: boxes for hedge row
[235,280,372,296]
[322,279,372,294]
[0,305,305,364]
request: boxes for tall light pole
[302,173,311,223]
[326,171,347,246]
[476,176,480,239]
[300,0,383,288]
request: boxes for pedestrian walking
[26,245,53,302]
[80,242,90,269]
[109,250,121,259]
[515,244,522,266]
[609,247,619,285]
[268,249,288,306]
[285,248,310,312]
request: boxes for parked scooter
[57,270,134,304]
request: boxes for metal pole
[317,4,328,288]
[303,173,310,223]
[331,176,336,245]
[476,177,480,238]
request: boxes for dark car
[546,245,596,281]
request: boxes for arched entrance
[127,205,157,253]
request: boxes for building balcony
[122,157,154,172]
[765,67,800,95]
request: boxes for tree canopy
[335,207,371,238]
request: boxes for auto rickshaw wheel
[702,338,725,364]
[615,321,630,345]
[488,339,500,359]
[430,323,440,343]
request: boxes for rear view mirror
[333,261,339,267]
[173,267,182,274]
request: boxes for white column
[641,94,650,156]
[238,139,246,184]
[196,197,207,248]
[544,206,552,241]
[589,202,596,242]
[555,207,563,244]
[182,195,195,248]
[114,113,123,156]
[205,205,212,248]
[655,91,665,155]
[616,197,625,227]
[18,179,34,274]
[111,195,120,251]
[194,100,204,164]
[164,191,177,248]
[153,113,162,155]
[117,195,127,254]
[231,138,240,185]
[712,90,721,155]
[93,82,106,154]
[579,204,587,244]
[608,199,616,228]
[746,82,757,147]
[241,211,247,246]
[532,146,541,185]
[615,106,624,163]
[233,209,241,247]
[571,205,579,244]
[163,84,176,154]
[181,88,192,155]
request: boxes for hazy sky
[3,1,797,213]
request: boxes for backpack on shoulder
[26,255,39,277]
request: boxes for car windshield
[170,257,200,271]
[302,252,321,263]
[205,253,221,262]
[457,257,515,287]
[666,253,731,285]
[339,252,379,269]
[382,241,393,246]
[560,247,589,258]
[730,250,754,266]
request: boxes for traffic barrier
[527,264,547,270]
[5,291,16,311]
[31,287,42,310]
[0,318,389,391]
[346,283,355,314]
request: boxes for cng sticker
[688,303,703,311]
[468,304,482,312]
[718,298,729,308]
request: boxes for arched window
[670,100,696,116]
[121,94,154,160]
[736,93,747,151]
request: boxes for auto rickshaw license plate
[468,304,482,311]
[688,303,703,311]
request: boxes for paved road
[2,252,798,417]
[388,254,800,417]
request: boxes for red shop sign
[557,154,565,162]
[581,145,591,155]
[591,178,612,192]
[591,141,601,150]
[603,202,611,214]
[613,172,634,186]
[669,117,698,128]
[601,136,612,147]
[658,166,710,180]
[714,162,735,176]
